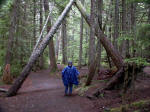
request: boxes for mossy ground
[109,100,150,112]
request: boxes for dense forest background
[0,0,150,111]
[0,0,150,79]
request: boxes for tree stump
[93,63,138,97]
[2,64,13,84]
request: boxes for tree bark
[88,0,96,66]
[55,31,61,60]
[78,0,84,69]
[39,0,44,69]
[131,3,136,57]
[49,39,57,72]
[145,4,150,59]
[96,0,103,70]
[71,29,75,62]
[126,3,131,58]
[61,19,68,64]
[85,56,97,86]
[44,0,57,72]
[6,0,75,97]
[148,5,150,23]
[108,0,113,40]
[75,0,124,69]
[4,0,18,84]
[121,0,127,57]
[5,0,18,65]
[84,28,89,65]
[93,67,124,97]
[33,0,36,45]
[85,0,97,86]
[114,0,119,50]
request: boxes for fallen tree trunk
[93,63,138,97]
[75,0,124,69]
[6,0,75,97]
[0,88,8,93]
[93,67,125,97]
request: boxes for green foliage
[0,66,2,77]
[125,57,150,66]
[11,62,22,78]
[128,0,150,4]
[117,35,134,41]
[0,44,5,77]
[109,100,150,112]
[137,24,150,48]
[52,0,69,13]
[117,34,134,47]
[0,0,11,8]
[75,85,94,96]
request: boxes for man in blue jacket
[62,62,79,96]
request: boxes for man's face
[68,62,72,67]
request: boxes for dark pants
[65,83,73,95]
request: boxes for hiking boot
[68,93,72,96]
[64,94,68,96]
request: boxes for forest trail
[0,69,97,112]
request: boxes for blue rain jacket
[62,66,79,86]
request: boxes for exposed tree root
[0,88,8,93]
[93,63,137,97]
[93,67,125,97]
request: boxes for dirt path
[0,69,97,112]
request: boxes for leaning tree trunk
[6,0,75,97]
[75,0,124,69]
[75,0,125,93]
[44,0,57,72]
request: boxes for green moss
[130,100,150,108]
[0,79,4,86]
[75,84,95,96]
[133,110,140,112]
[50,68,57,73]
[109,100,150,112]
[110,105,128,112]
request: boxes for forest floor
[0,66,98,112]
[0,65,150,112]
